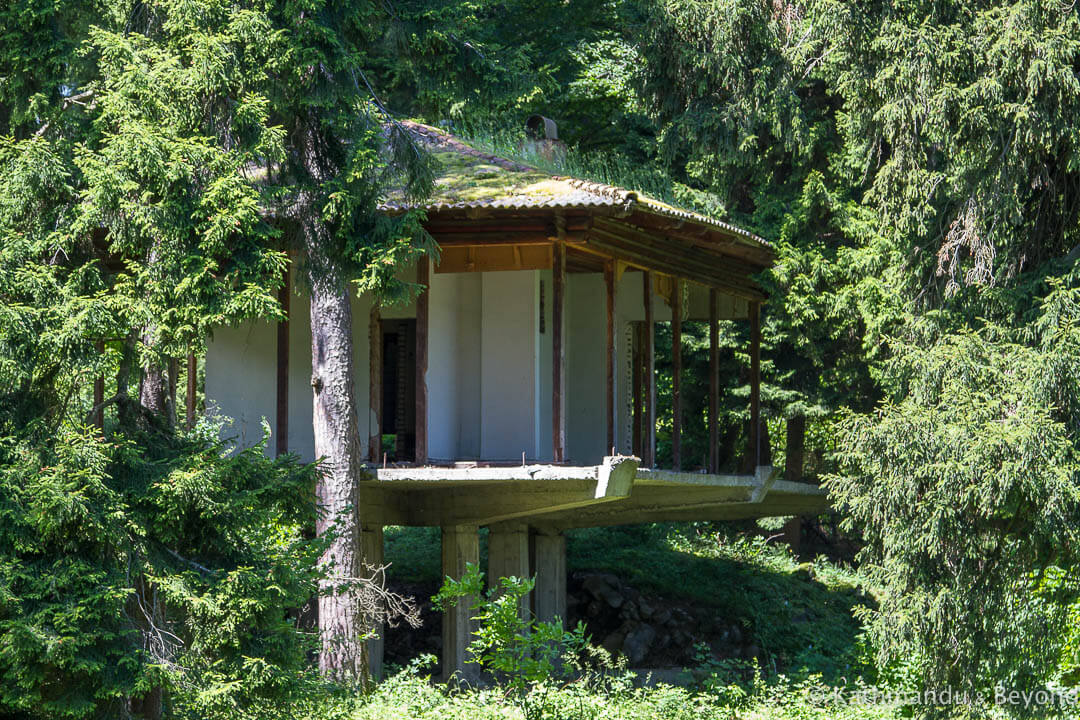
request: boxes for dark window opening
[381,319,416,462]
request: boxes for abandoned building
[201,119,827,680]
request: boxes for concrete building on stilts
[201,118,827,683]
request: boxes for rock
[623,624,656,665]
[583,574,624,608]
[602,631,625,654]
[638,598,655,619]
[653,608,672,625]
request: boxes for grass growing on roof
[427,150,563,203]
[453,122,728,218]
[407,118,729,220]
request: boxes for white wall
[207,266,680,467]
[428,270,461,461]
[566,273,607,464]
[480,271,541,461]
[206,286,369,463]
[205,320,277,450]
[286,293,315,462]
[457,275,482,457]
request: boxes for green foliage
[0,419,327,719]
[566,523,872,683]
[0,0,436,714]
[433,564,590,695]
[6,0,1080,713]
[323,658,909,720]
[830,302,1080,711]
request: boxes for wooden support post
[531,529,566,627]
[368,306,382,462]
[671,280,682,471]
[631,323,642,457]
[749,300,761,467]
[441,525,479,684]
[488,522,531,621]
[361,524,384,680]
[415,259,429,465]
[552,238,566,463]
[93,341,105,430]
[642,271,655,467]
[604,260,617,454]
[276,269,290,457]
[708,289,719,473]
[186,352,197,430]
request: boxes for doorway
[381,319,416,462]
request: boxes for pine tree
[0,0,432,713]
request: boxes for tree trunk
[784,414,805,483]
[782,414,806,556]
[116,331,139,430]
[137,242,175,429]
[138,356,172,428]
[128,576,165,720]
[298,120,370,685]
[305,219,369,683]
[741,416,771,473]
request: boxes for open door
[380,319,416,462]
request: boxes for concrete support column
[441,524,479,684]
[487,522,531,620]
[360,524,384,681]
[530,529,566,627]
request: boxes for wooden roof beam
[585,228,767,301]
[593,217,762,276]
[430,231,586,247]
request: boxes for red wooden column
[749,300,762,468]
[708,288,719,473]
[369,306,382,462]
[275,266,290,457]
[552,239,566,463]
[186,352,197,430]
[604,260,618,454]
[642,271,655,467]
[671,280,682,471]
[415,258,430,465]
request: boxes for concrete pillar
[487,522,530,620]
[530,529,566,627]
[360,525,384,681]
[441,524,479,684]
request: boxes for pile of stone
[565,571,757,668]
[383,572,761,673]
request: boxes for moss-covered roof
[380,121,770,249]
